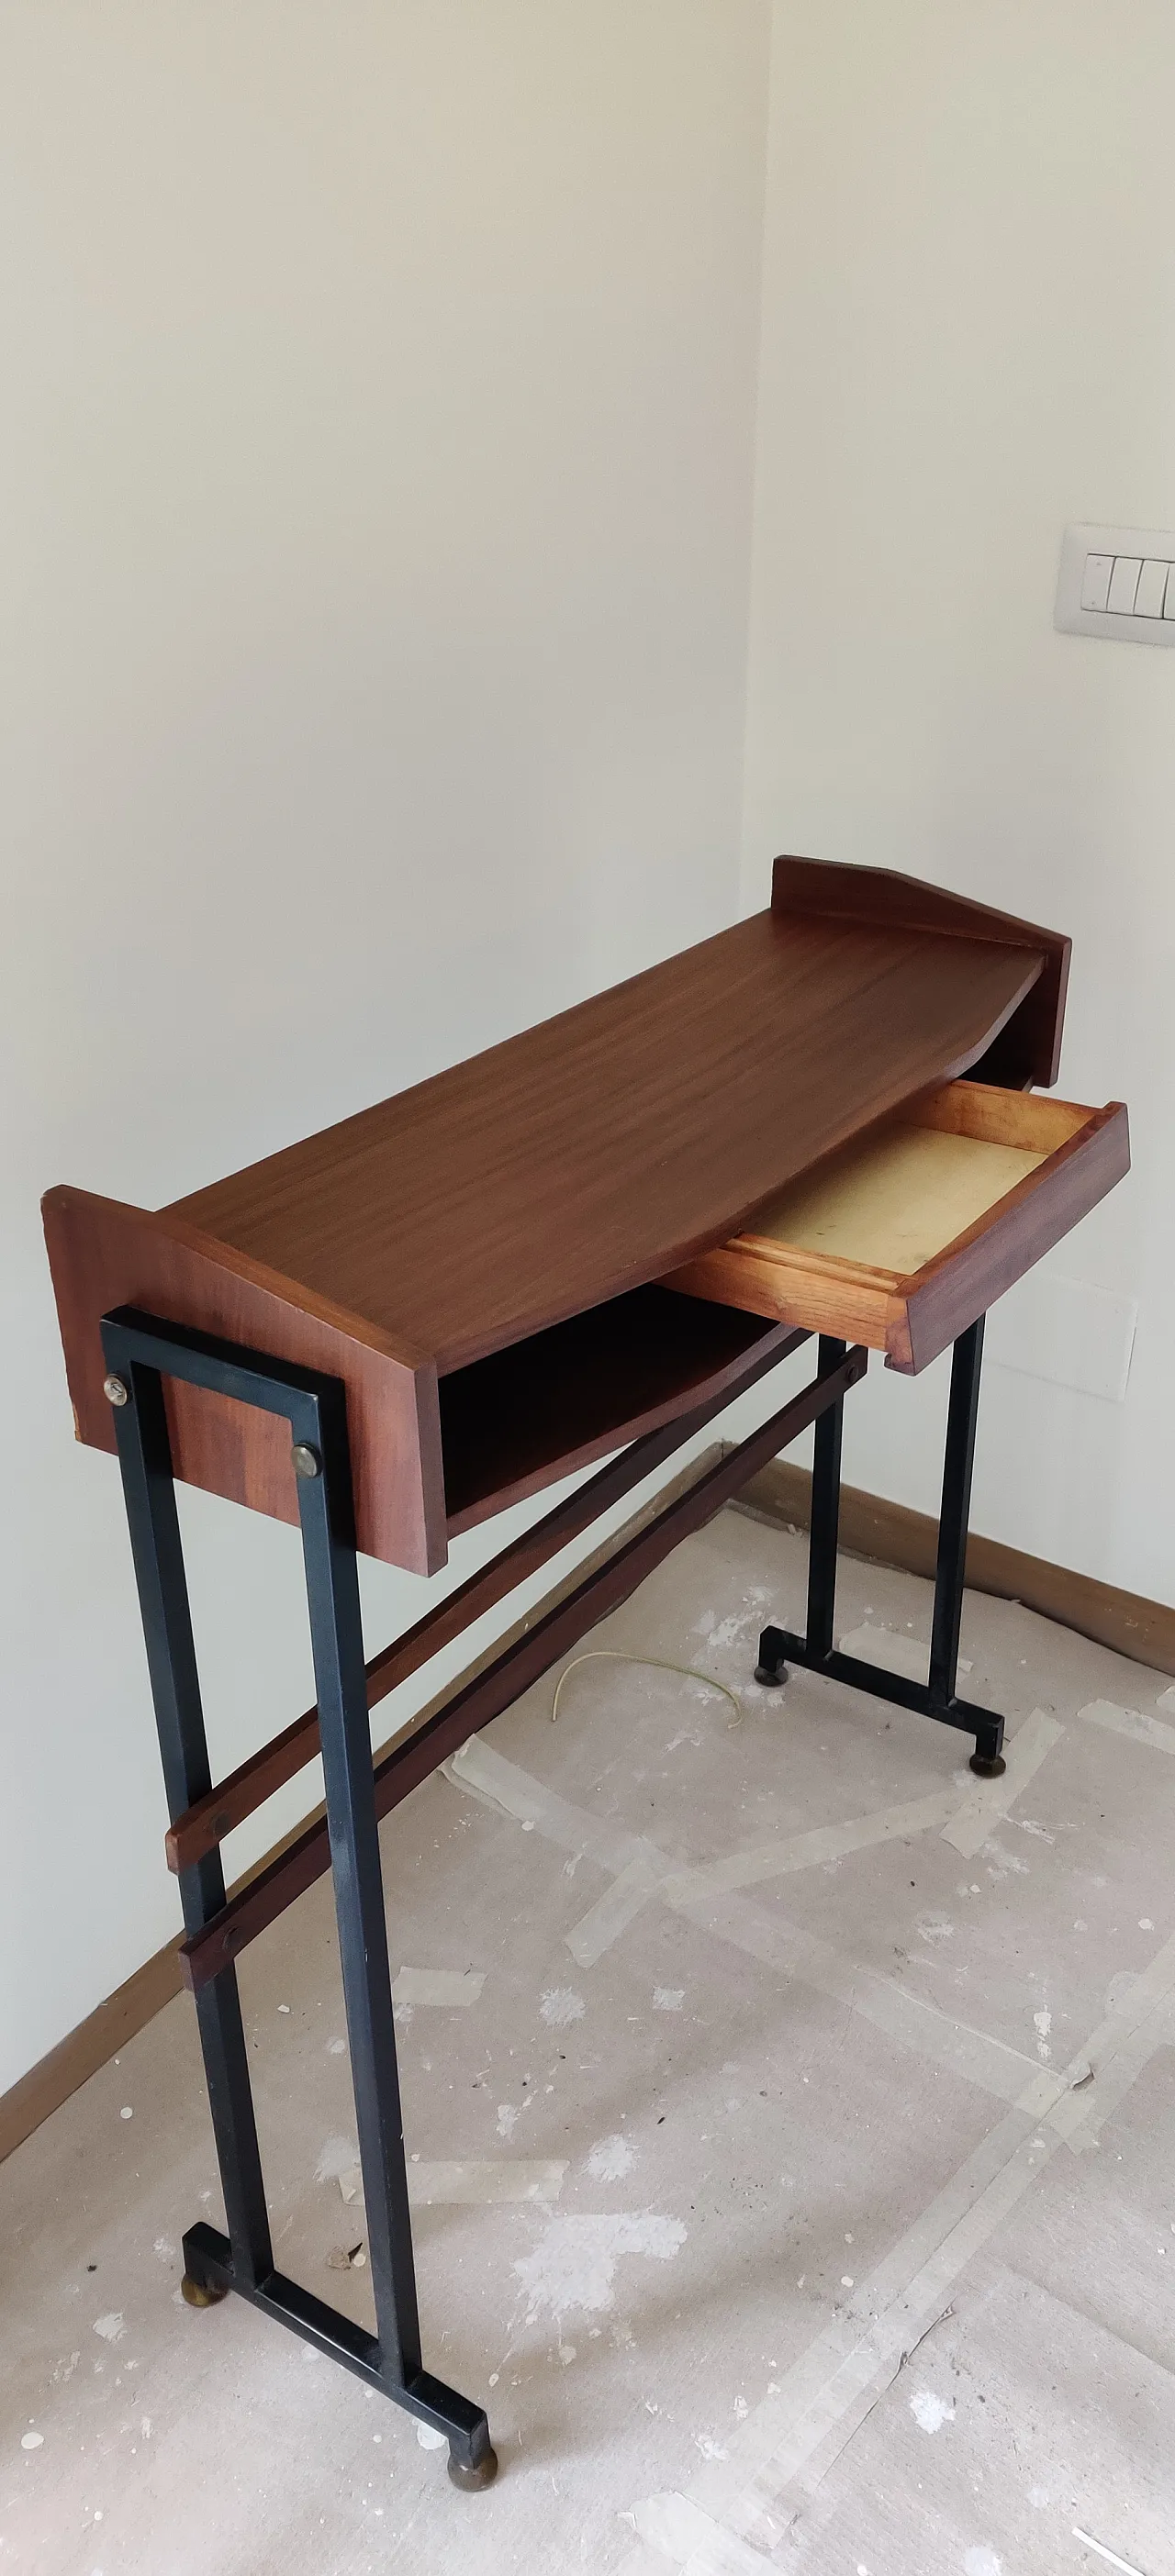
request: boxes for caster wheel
[181,2272,228,2308]
[755,1661,788,1688]
[968,1751,1006,1779]
[447,2443,499,2491]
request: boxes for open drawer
[664,1080,1130,1375]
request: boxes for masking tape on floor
[617,1926,1175,2571]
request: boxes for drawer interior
[660,1077,1125,1376]
[439,1285,793,1534]
[739,1083,1092,1281]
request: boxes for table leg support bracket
[753,1321,1007,1779]
[179,2224,498,2482]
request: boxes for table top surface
[170,903,1043,1374]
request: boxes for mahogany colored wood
[771,856,1070,1087]
[441,1288,794,1532]
[178,1344,867,1991]
[898,1101,1129,1371]
[165,1317,806,1875]
[44,864,1084,1569]
[666,1083,1130,1376]
[165,907,1043,1375]
[40,1188,447,1575]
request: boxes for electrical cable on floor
[550,1647,742,1726]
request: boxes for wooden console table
[43,857,1129,2488]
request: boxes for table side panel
[40,1188,448,1575]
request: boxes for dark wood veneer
[166,908,1041,1373]
[44,861,1103,1573]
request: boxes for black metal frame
[99,1308,498,2489]
[97,1294,1002,2493]
[97,1302,868,2491]
[754,1318,1007,1778]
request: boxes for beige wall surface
[744,0,1175,1608]
[1,1,771,2087]
[8,0,1173,2093]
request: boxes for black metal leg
[928,1319,1003,1773]
[754,1320,1005,1773]
[100,1310,497,2491]
[293,1390,424,2387]
[106,1359,273,2292]
[805,1335,846,1657]
[755,1335,847,1689]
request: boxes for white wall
[744,0,1175,1607]
[1,1,771,2087]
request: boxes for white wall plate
[1055,521,1175,646]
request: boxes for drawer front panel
[664,1086,1130,1376]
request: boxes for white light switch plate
[1056,522,1175,645]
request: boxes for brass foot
[447,2443,499,2491]
[968,1751,1006,1779]
[181,2271,229,2308]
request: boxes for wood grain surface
[440,1287,794,1530]
[771,856,1070,1087]
[40,1187,447,1573]
[666,1083,1130,1377]
[169,906,1043,1375]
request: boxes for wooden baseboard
[0,1937,186,2168]
[733,1457,1175,1679]
[0,1441,725,2168]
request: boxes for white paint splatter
[326,2037,346,2056]
[586,2135,635,2183]
[119,2107,133,2121]
[151,2238,173,2263]
[1034,2007,1052,2062]
[415,2423,447,2450]
[1139,1918,1155,1932]
[540,1988,585,2028]
[693,2431,729,2460]
[93,2314,125,2344]
[50,2353,80,2384]
[513,2212,686,2324]
[558,2343,576,2366]
[910,2390,955,2433]
[653,1988,684,2013]
[964,2550,1002,2576]
[1029,2485,1050,2509]
[20,2432,43,2451]
[497,2104,520,2139]
[315,2135,359,2183]
[917,1915,955,1944]
[706,1611,753,1652]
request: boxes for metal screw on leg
[103,1374,129,1407]
[181,2272,229,2308]
[447,2441,499,2491]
